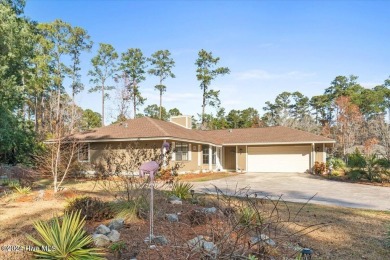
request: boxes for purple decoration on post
[162,141,170,151]
[139,161,159,180]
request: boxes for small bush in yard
[187,209,208,225]
[26,210,105,259]
[238,206,263,227]
[170,181,193,199]
[328,157,346,170]
[314,161,326,174]
[65,196,114,221]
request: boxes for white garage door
[247,145,311,173]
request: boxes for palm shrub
[26,210,105,259]
[14,186,31,194]
[170,181,193,199]
[237,206,263,227]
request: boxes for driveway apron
[190,172,390,210]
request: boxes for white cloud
[234,69,316,80]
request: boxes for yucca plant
[26,210,105,259]
[238,206,263,227]
[170,181,193,199]
[14,186,31,194]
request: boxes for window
[78,143,89,162]
[212,146,217,164]
[203,145,209,164]
[175,142,188,161]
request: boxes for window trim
[174,142,189,161]
[78,143,90,162]
[202,145,209,164]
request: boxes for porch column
[236,145,238,172]
[209,145,212,171]
[216,147,222,170]
[311,143,315,173]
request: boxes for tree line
[1,1,389,165]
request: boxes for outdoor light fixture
[316,147,319,152]
[301,248,313,259]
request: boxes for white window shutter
[188,144,192,161]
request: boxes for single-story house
[74,116,335,173]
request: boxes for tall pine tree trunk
[102,81,105,126]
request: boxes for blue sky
[24,0,390,123]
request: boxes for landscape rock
[186,235,204,250]
[202,207,217,214]
[108,218,125,230]
[203,241,219,255]
[250,234,276,247]
[169,199,182,205]
[186,236,219,255]
[169,195,181,201]
[95,224,111,235]
[152,235,169,245]
[166,213,179,222]
[107,229,120,242]
[92,234,111,247]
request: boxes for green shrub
[347,169,365,181]
[111,198,148,221]
[0,178,10,186]
[109,241,126,258]
[27,210,105,259]
[328,157,346,170]
[348,149,366,169]
[376,158,390,169]
[8,180,20,188]
[170,181,193,199]
[65,196,114,221]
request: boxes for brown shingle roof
[74,117,334,145]
[74,117,215,144]
[197,126,334,144]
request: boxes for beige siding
[174,143,200,172]
[90,141,160,163]
[170,116,192,129]
[90,140,201,173]
[237,145,247,171]
[315,144,325,163]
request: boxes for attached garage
[247,145,311,173]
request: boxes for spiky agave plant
[26,210,105,259]
[170,181,194,199]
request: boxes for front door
[224,146,236,170]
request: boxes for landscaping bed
[1,179,389,260]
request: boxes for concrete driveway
[190,172,390,211]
